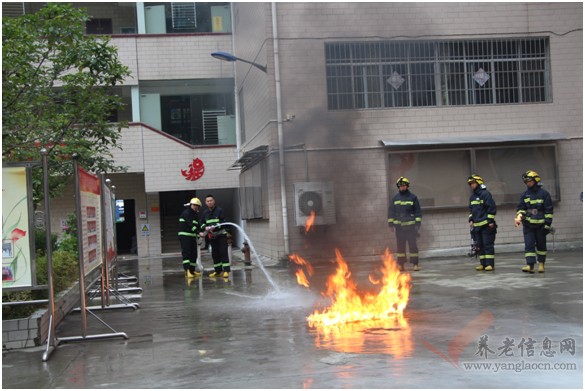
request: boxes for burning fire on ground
[289,248,413,356]
[290,248,411,327]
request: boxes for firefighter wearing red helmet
[388,177,422,271]
[179,197,202,278]
[467,175,497,271]
[515,170,554,273]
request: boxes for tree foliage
[2,3,131,203]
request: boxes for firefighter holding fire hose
[467,174,497,271]
[179,197,202,278]
[514,170,553,273]
[199,194,231,278]
[388,177,422,271]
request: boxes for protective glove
[514,214,523,227]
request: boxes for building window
[239,159,268,220]
[387,143,559,209]
[326,38,551,110]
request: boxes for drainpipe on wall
[230,3,241,160]
[271,2,290,256]
[230,3,245,246]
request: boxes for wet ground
[2,249,583,389]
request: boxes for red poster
[78,168,102,274]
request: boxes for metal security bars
[325,38,550,110]
[171,2,197,30]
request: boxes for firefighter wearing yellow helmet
[515,170,554,273]
[388,176,422,271]
[467,174,497,271]
[179,197,202,278]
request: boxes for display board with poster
[102,183,116,266]
[79,168,102,275]
[2,166,35,289]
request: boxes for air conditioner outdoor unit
[294,182,336,227]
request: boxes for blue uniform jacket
[388,190,422,230]
[516,184,553,228]
[468,185,497,230]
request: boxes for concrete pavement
[2,249,582,388]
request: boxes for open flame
[289,248,413,357]
[304,211,316,233]
[290,248,411,327]
[312,248,410,327]
[289,253,314,288]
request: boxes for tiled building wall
[236,2,582,261]
[135,35,233,80]
[138,126,239,192]
[232,3,275,149]
[111,34,233,83]
[231,3,286,260]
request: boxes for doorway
[160,190,195,253]
[115,199,137,254]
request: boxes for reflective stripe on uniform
[179,232,198,237]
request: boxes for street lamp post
[211,51,267,73]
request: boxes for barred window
[326,38,550,110]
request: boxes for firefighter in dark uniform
[515,170,553,273]
[467,174,497,271]
[179,197,202,278]
[199,194,230,278]
[388,177,422,271]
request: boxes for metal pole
[271,2,290,256]
[104,178,112,306]
[72,156,88,337]
[111,185,119,292]
[41,149,57,362]
[99,174,107,309]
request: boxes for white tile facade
[234,2,583,261]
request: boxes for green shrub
[3,250,79,320]
[34,228,58,256]
[36,250,79,293]
[1,290,36,320]
[56,213,78,253]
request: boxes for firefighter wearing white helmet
[388,176,422,271]
[467,174,497,271]
[515,170,553,273]
[179,197,202,278]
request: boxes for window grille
[202,109,225,145]
[325,38,550,110]
[171,2,197,30]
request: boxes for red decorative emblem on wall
[181,158,205,181]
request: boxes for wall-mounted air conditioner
[294,182,336,227]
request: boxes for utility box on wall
[294,182,336,227]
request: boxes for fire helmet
[467,174,484,185]
[522,170,541,183]
[396,176,410,188]
[189,197,202,206]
